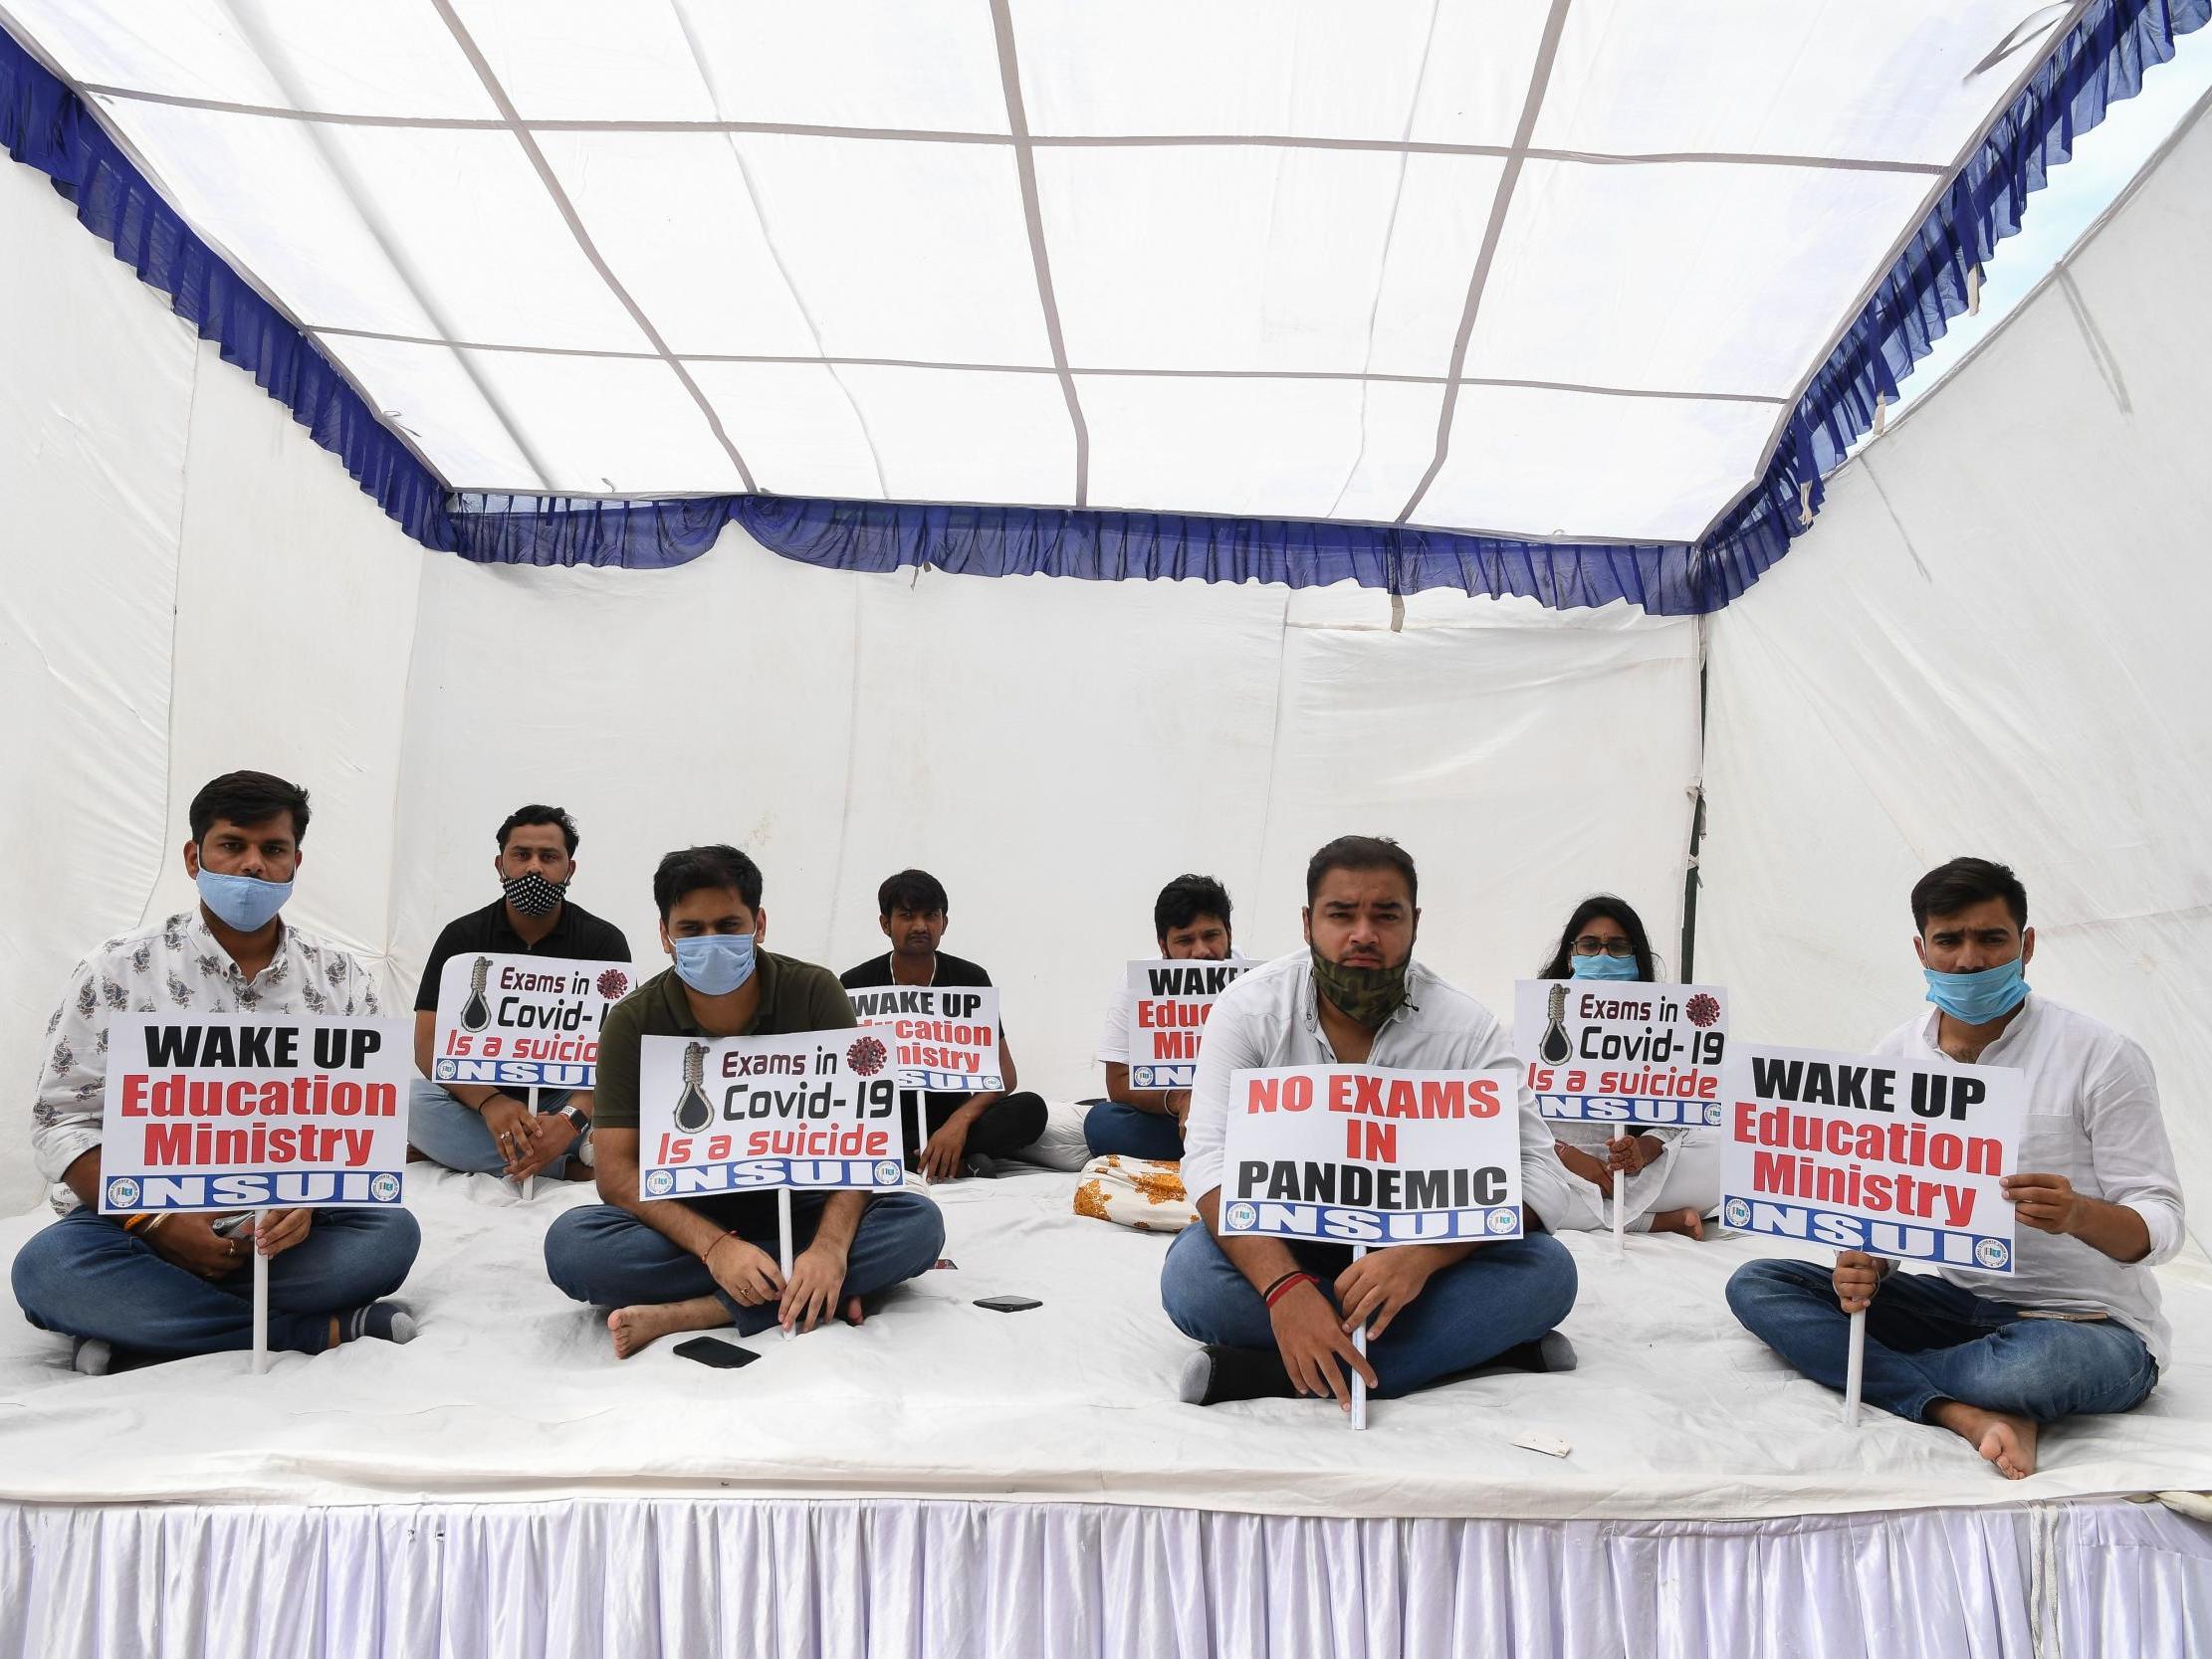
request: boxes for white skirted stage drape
[3,1496,2207,1659]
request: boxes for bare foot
[1648,1207,1705,1240]
[1931,1400,2039,1478]
[841,1295,865,1327]
[607,1295,731,1358]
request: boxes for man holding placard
[1085,873,1242,1160]
[543,847,944,1356]
[1163,836,1579,1407]
[14,771,421,1371]
[410,804,631,1181]
[840,869,1046,1179]
[1727,859,2184,1479]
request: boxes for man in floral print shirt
[12,771,421,1372]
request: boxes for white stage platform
[2,1167,2209,1655]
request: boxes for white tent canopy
[0,0,2097,541]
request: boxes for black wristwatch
[554,1104,590,1133]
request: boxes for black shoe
[1178,1343,1299,1405]
[1488,1331,1578,1373]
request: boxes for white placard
[98,1013,413,1212]
[844,985,1004,1092]
[1121,958,1253,1088]
[1718,1043,2026,1271]
[430,951,638,1091]
[1217,1065,1524,1246]
[1513,978,1730,1128]
[636,1029,907,1198]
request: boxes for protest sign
[99,1013,414,1214]
[844,985,1004,1092]
[1217,1063,1523,1428]
[430,952,637,1091]
[1718,1042,2026,1426]
[1513,979,1730,1130]
[1122,958,1253,1088]
[99,1011,414,1374]
[636,1028,907,1199]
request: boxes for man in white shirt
[1164,836,1580,1407]
[1084,873,1237,1161]
[1727,858,2183,1478]
[12,771,422,1372]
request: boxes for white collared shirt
[1876,996,2185,1366]
[31,910,382,1214]
[1181,949,1574,1227]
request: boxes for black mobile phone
[974,1296,1042,1313]
[674,1337,760,1369]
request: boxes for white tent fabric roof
[3,1,2078,539]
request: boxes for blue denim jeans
[12,1204,421,1357]
[1725,1257,2159,1424]
[1160,1222,1578,1398]
[544,1190,946,1338]
[1082,1099,1185,1161]
[408,1077,575,1177]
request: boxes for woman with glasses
[1535,896,1715,1239]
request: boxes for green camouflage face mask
[1309,947,1409,1028]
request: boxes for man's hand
[480,1094,543,1172]
[1833,1250,1886,1315]
[780,1238,848,1334]
[705,1236,784,1307]
[1555,1141,1613,1195]
[2003,1172,2085,1236]
[1268,1281,1378,1408]
[1604,1134,1661,1174]
[1167,1088,1193,1130]
[149,1213,251,1280]
[919,1118,971,1182]
[508,1111,579,1180]
[255,1208,313,1258]
[1334,1246,1438,1342]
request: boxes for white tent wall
[1698,94,2212,1245]
[0,160,421,1212]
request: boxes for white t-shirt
[1096,948,1244,1066]
[1876,996,2185,1367]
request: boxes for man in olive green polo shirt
[543,844,945,1356]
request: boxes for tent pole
[1679,616,1710,981]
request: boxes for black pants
[909,1091,1048,1164]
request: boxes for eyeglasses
[1571,935,1636,957]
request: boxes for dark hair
[497,804,578,855]
[1155,874,1232,944]
[653,845,764,919]
[877,868,949,919]
[1305,835,1417,908]
[1538,894,1660,981]
[188,770,312,845]
[1910,857,2028,933]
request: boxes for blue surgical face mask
[672,931,757,996]
[1570,952,1642,981]
[194,868,293,933]
[1923,953,2029,1024]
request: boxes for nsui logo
[107,1176,141,1209]
[1485,1208,1518,1235]
[1723,1197,1752,1229]
[435,1060,457,1081]
[1703,1103,1723,1126]
[1975,1238,2011,1270]
[643,1169,675,1196]
[368,1172,401,1203]
[1224,1201,1258,1230]
[874,1160,904,1184]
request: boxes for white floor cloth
[1,1494,2205,1659]
[3,1166,2209,1519]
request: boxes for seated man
[1163,836,1579,1406]
[1085,873,1238,1161]
[1728,858,2182,1479]
[544,846,944,1356]
[13,770,421,1373]
[841,869,1047,1180]
[408,803,630,1183]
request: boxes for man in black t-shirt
[410,804,631,1183]
[840,869,1047,1180]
